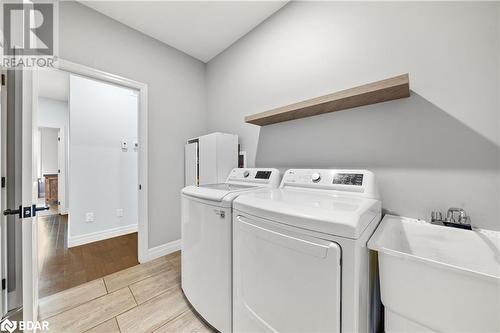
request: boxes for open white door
[0,68,40,327]
[0,68,42,326]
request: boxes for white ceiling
[80,1,288,62]
[38,70,70,102]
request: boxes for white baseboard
[68,224,138,248]
[146,239,181,262]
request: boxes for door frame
[40,59,150,263]
[23,65,39,325]
[0,70,7,318]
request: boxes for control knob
[243,170,250,178]
[311,172,321,183]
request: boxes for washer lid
[182,183,256,202]
[233,188,381,239]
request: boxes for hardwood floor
[39,252,214,333]
[38,214,139,298]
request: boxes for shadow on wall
[254,92,500,229]
[256,92,499,170]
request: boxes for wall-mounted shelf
[245,74,410,126]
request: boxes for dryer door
[233,213,342,333]
[181,197,232,332]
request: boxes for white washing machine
[232,169,382,333]
[181,168,281,333]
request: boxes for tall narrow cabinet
[185,133,238,186]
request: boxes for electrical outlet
[116,209,124,217]
[85,212,94,222]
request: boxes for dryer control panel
[227,168,281,188]
[281,169,378,199]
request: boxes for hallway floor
[38,214,139,298]
[39,252,213,333]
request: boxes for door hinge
[1,177,5,188]
[1,74,5,86]
[139,184,142,190]
[2,279,5,290]
[58,169,60,174]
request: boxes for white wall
[69,75,138,241]
[59,2,207,248]
[38,97,69,130]
[206,2,500,230]
[39,128,58,176]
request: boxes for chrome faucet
[431,207,471,230]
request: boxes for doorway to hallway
[36,68,141,299]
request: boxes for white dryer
[181,168,281,333]
[232,169,382,333]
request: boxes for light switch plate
[116,209,124,217]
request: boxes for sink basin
[368,215,500,333]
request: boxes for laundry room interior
[1,1,498,333]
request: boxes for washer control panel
[332,173,363,186]
[281,169,378,198]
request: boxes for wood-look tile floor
[39,252,214,333]
[38,214,139,298]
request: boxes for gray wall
[206,2,500,230]
[59,2,207,247]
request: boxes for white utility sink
[368,215,500,333]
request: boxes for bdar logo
[0,319,17,333]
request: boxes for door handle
[3,206,22,218]
[3,205,49,218]
[32,204,49,216]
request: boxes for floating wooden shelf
[245,74,410,126]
